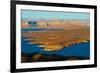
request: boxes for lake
[21,31,90,58]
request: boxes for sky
[21,10,90,20]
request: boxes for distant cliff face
[21,18,89,29]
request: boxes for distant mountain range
[21,18,90,29]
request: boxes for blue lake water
[21,29,90,58]
[21,28,63,32]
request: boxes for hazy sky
[21,10,90,20]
